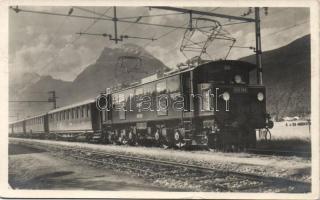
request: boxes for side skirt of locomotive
[97,119,209,149]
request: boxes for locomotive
[9,60,273,151]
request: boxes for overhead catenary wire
[10,7,190,30]
[73,6,113,19]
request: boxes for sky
[9,6,310,81]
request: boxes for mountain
[68,43,169,104]
[9,75,72,119]
[9,44,169,119]
[9,72,41,98]
[240,34,310,119]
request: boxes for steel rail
[247,148,311,157]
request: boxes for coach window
[82,106,85,118]
[167,75,180,93]
[135,88,143,96]
[156,81,168,116]
[70,108,74,119]
[87,105,90,118]
[118,93,126,120]
[144,83,155,95]
[156,81,166,94]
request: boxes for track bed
[10,138,311,192]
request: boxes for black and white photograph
[1,0,319,199]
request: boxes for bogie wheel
[154,129,161,147]
[108,133,117,145]
[174,130,185,149]
[160,129,171,149]
[128,131,136,146]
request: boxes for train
[9,60,273,151]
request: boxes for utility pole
[48,91,57,109]
[113,6,118,44]
[150,7,263,85]
[255,7,263,85]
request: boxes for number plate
[233,87,248,93]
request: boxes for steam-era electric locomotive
[9,60,273,151]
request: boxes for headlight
[257,92,264,101]
[234,75,242,84]
[222,92,230,101]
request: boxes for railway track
[12,139,311,192]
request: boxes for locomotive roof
[9,60,255,125]
[111,60,256,94]
[48,98,96,114]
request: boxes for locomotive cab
[191,60,270,150]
